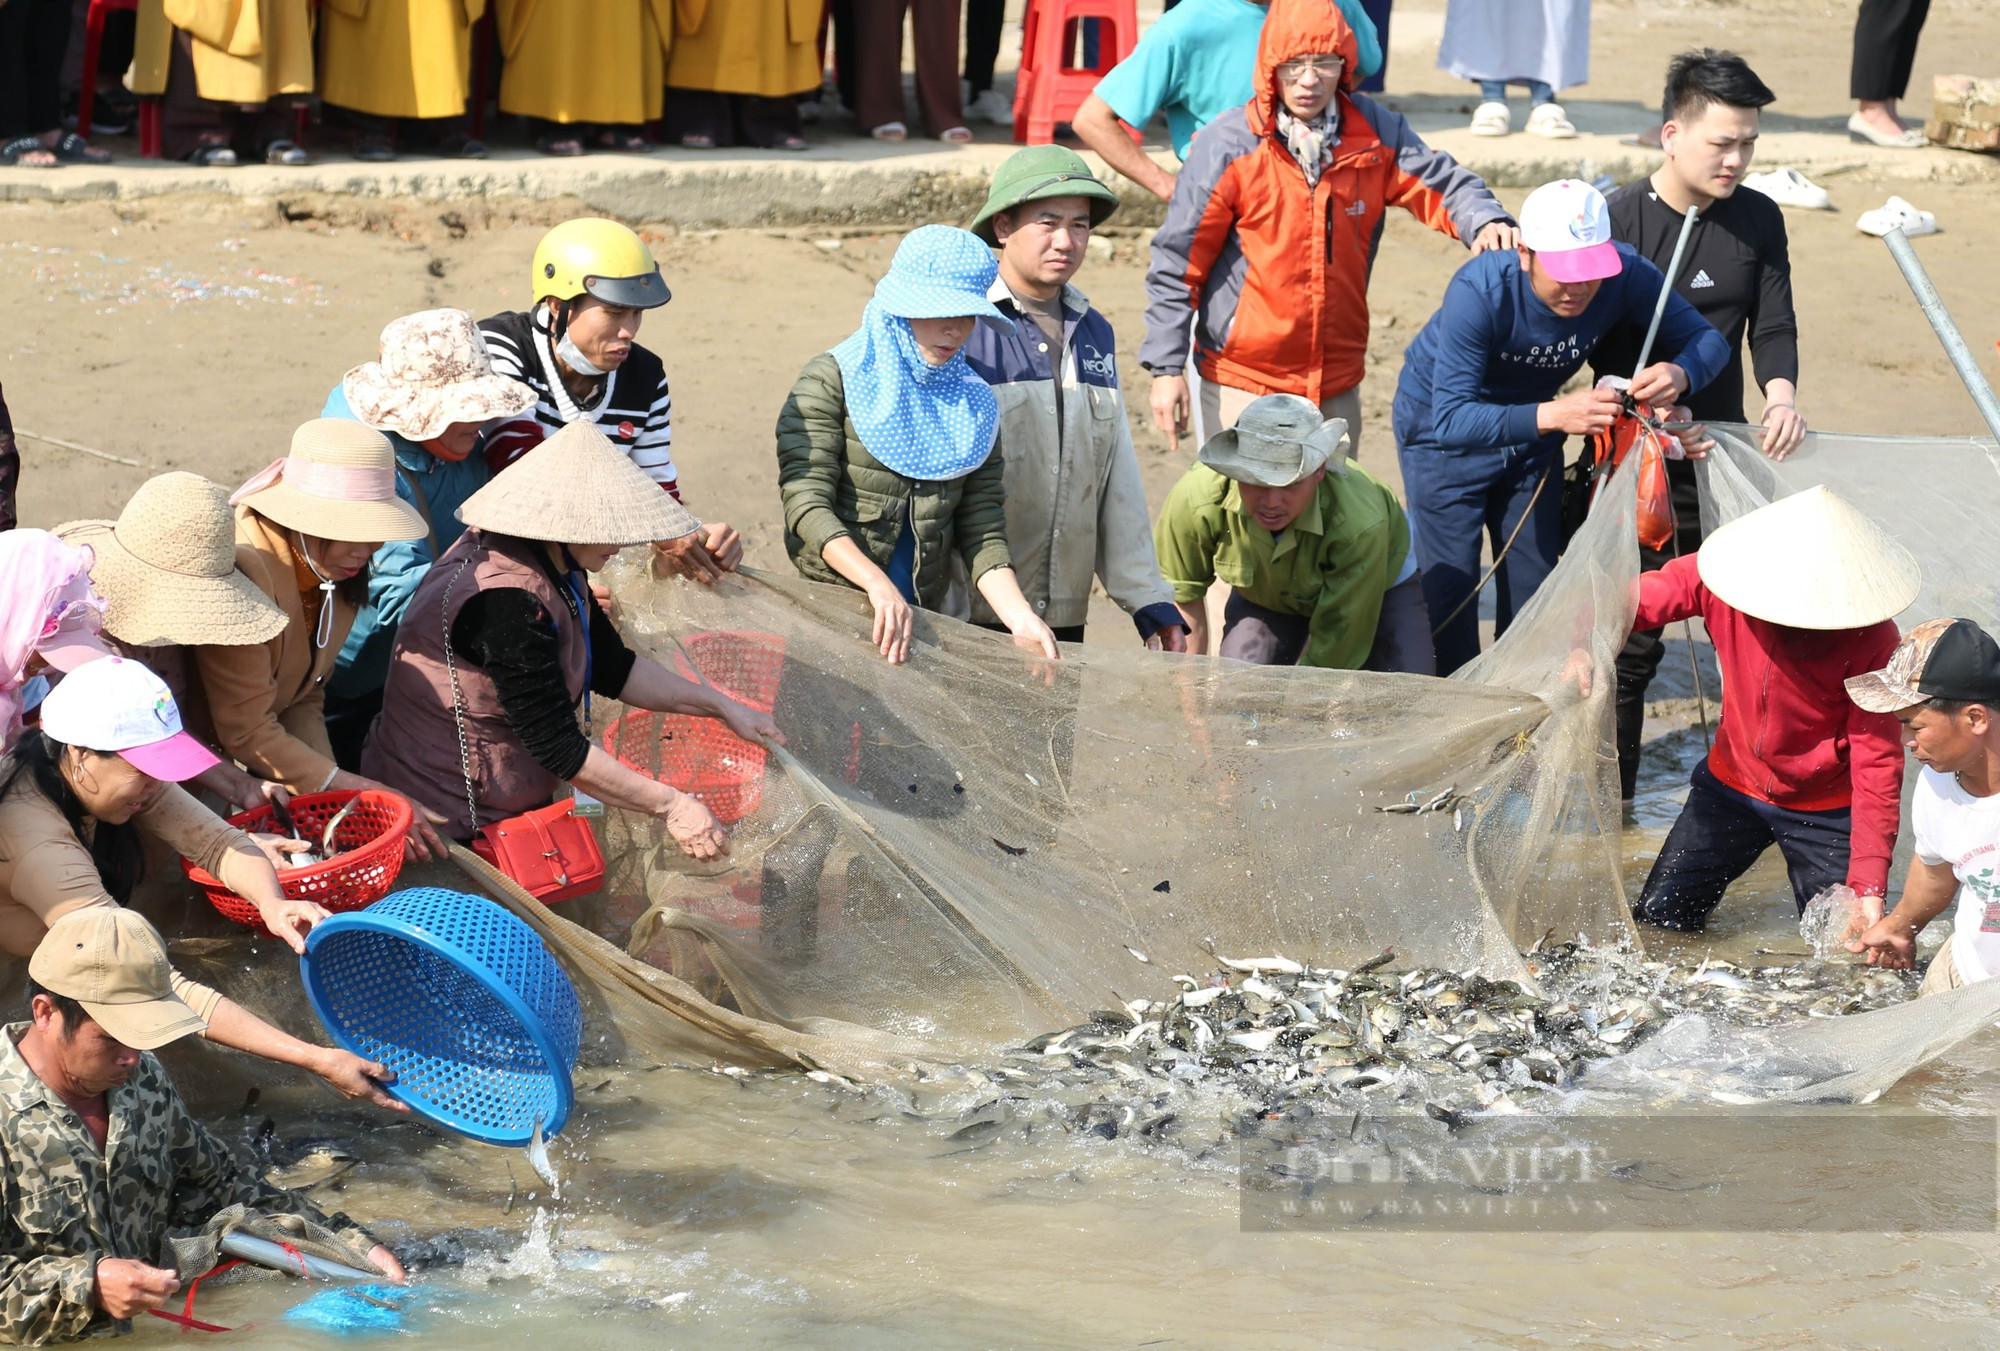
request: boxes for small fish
[1125,946,1151,964]
[1350,949,1396,975]
[525,1118,560,1196]
[1375,801,1422,815]
[319,797,361,859]
[991,837,1028,857]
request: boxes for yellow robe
[496,0,672,126]
[666,0,820,99]
[320,0,487,120]
[132,0,315,103]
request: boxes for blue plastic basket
[301,887,581,1147]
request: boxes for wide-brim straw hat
[230,419,428,544]
[341,308,537,443]
[457,420,702,547]
[1196,393,1350,487]
[1696,485,1920,630]
[56,472,289,648]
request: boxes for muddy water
[139,669,2000,1349]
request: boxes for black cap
[1847,617,2000,713]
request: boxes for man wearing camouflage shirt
[1,909,403,1345]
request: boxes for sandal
[263,138,308,165]
[1856,194,1939,238]
[679,133,718,149]
[938,125,974,144]
[1468,100,1510,137]
[52,132,111,164]
[184,141,238,167]
[773,134,809,152]
[0,135,59,168]
[870,121,907,142]
[536,133,585,157]
[594,128,651,153]
[352,137,396,162]
[1847,111,1927,148]
[1525,103,1577,139]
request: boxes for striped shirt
[477,308,679,496]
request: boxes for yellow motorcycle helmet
[530,218,671,310]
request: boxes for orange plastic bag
[1589,408,1678,552]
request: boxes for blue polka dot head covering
[830,226,1015,482]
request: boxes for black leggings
[1850,0,1931,102]
[964,0,1004,95]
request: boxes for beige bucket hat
[1196,394,1351,488]
[230,419,429,545]
[57,473,289,648]
[341,309,536,443]
[456,420,701,546]
[1696,485,1921,631]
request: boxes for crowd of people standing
[0,0,1990,1338]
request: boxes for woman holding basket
[365,422,782,863]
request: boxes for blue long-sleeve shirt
[322,385,490,699]
[1392,242,1733,458]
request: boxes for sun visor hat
[1519,178,1623,284]
[37,656,220,782]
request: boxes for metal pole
[1633,205,1701,376]
[1882,225,2000,445]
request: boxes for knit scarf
[829,301,998,482]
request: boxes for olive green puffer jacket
[776,353,1013,611]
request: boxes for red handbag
[470,800,604,904]
[442,559,605,904]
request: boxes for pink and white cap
[1518,178,1624,285]
[37,657,220,782]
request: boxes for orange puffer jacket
[1140,0,1510,403]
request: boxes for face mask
[555,330,609,378]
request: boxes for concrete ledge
[3,124,1991,228]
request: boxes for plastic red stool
[78,0,153,150]
[1012,0,1138,146]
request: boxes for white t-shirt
[1911,765,2000,983]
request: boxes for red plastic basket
[184,790,412,933]
[606,631,786,826]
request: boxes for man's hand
[1147,625,1190,654]
[1150,374,1191,452]
[697,521,743,572]
[1846,914,1919,969]
[237,778,291,815]
[1760,403,1807,460]
[95,1259,181,1319]
[1470,220,1520,253]
[1559,647,1595,698]
[366,1246,409,1284]
[653,533,725,584]
[1538,386,1623,436]
[1627,362,1690,407]
[1660,406,1715,460]
[310,1046,407,1112]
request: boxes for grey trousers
[1217,575,1437,675]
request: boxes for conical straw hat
[56,473,288,648]
[456,421,701,546]
[1696,485,1920,630]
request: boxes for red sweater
[1635,556,1904,896]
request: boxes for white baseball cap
[38,656,220,782]
[1518,178,1623,284]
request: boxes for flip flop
[0,135,59,167]
[263,139,308,165]
[535,134,585,157]
[938,125,974,144]
[1468,100,1510,137]
[870,121,908,142]
[51,132,111,165]
[1742,167,1832,211]
[1856,195,1939,237]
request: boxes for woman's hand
[1007,613,1062,661]
[716,698,785,748]
[865,581,914,664]
[656,787,728,860]
[366,1246,409,1284]
[327,771,449,861]
[307,1044,407,1113]
[255,895,332,955]
[236,777,291,815]
[247,832,315,871]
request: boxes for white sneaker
[967,88,1013,125]
[1742,167,1832,211]
[1469,100,1510,136]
